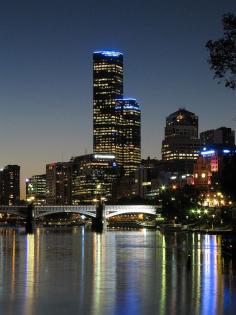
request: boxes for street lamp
[212,214,215,230]
[186,215,189,230]
[174,216,177,225]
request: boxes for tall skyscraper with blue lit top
[93,50,123,155]
[93,50,141,175]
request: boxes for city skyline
[1,3,236,315]
[0,1,236,198]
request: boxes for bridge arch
[105,205,156,219]
[0,206,28,219]
[34,205,97,219]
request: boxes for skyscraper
[93,50,141,175]
[115,99,141,175]
[162,108,200,162]
[26,174,46,205]
[0,165,20,205]
[93,50,123,155]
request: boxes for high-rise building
[46,162,72,205]
[26,174,46,205]
[115,99,141,175]
[200,127,235,146]
[0,165,20,205]
[70,153,119,204]
[162,108,200,162]
[93,50,123,155]
[93,50,141,175]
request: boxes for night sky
[0,0,235,198]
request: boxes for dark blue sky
[0,0,235,196]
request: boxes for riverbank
[157,222,236,234]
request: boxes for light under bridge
[0,205,157,219]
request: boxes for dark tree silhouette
[160,185,199,220]
[220,155,236,201]
[206,13,236,89]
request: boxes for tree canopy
[206,13,236,89]
[220,155,236,201]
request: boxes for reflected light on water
[24,234,35,314]
[0,228,235,315]
[160,234,166,315]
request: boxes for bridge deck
[0,205,157,219]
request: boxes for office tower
[46,162,72,205]
[70,153,119,204]
[0,165,20,205]
[26,174,46,205]
[200,127,235,146]
[162,108,200,161]
[115,99,141,175]
[93,50,123,155]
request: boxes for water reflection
[0,229,235,315]
[24,234,35,314]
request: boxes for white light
[142,182,151,186]
[94,154,115,159]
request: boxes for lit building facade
[191,144,236,190]
[115,99,141,175]
[200,145,236,174]
[26,174,46,205]
[93,50,123,155]
[46,162,72,205]
[71,154,119,204]
[93,50,141,175]
[0,165,20,205]
[193,156,212,189]
[162,108,200,162]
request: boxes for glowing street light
[212,214,215,230]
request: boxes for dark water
[0,227,235,315]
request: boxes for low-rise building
[71,154,119,204]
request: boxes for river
[0,227,235,315]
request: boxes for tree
[160,185,199,220]
[206,13,236,89]
[220,155,236,201]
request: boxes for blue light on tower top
[201,150,215,156]
[116,98,137,101]
[94,50,123,57]
[115,98,140,111]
